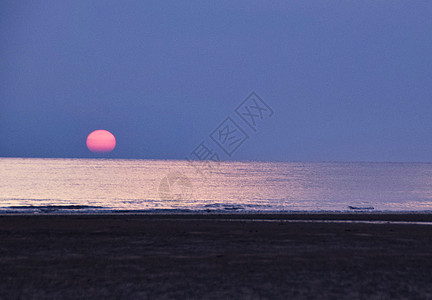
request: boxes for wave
[1,204,431,215]
[1,205,104,213]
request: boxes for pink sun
[86,130,116,153]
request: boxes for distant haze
[1,1,432,162]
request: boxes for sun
[86,130,116,153]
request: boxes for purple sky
[1,1,432,161]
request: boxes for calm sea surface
[1,158,432,213]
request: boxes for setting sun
[86,130,116,153]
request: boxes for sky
[1,1,432,162]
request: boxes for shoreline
[2,211,432,222]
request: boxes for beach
[0,213,432,299]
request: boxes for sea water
[1,157,432,213]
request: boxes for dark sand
[1,213,432,299]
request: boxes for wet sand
[1,213,432,299]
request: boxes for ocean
[1,157,432,213]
